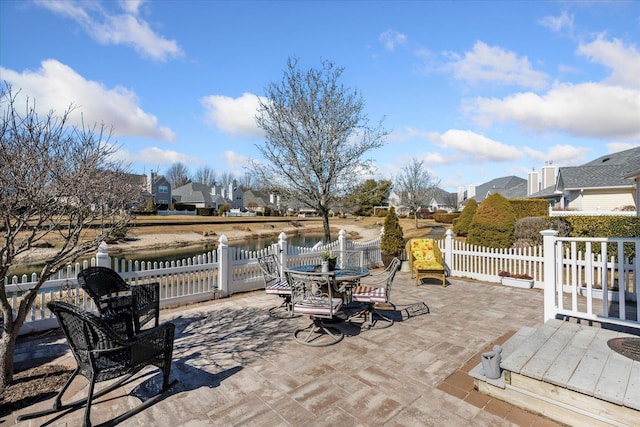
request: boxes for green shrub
[509,198,548,220]
[380,206,404,256]
[433,212,460,224]
[467,194,516,248]
[453,199,477,237]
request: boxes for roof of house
[243,190,271,208]
[469,176,528,203]
[556,146,639,191]
[172,182,215,204]
[427,188,457,205]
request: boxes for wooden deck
[470,319,640,426]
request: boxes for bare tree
[218,172,235,190]
[192,166,217,188]
[395,158,440,229]
[0,85,140,389]
[166,162,191,188]
[252,57,387,242]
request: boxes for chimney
[527,169,539,196]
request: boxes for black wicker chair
[78,266,160,337]
[18,301,176,427]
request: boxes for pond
[9,233,327,277]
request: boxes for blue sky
[1,0,639,193]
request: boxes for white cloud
[577,37,640,89]
[220,150,250,172]
[1,60,176,141]
[445,41,549,90]
[137,147,203,165]
[466,82,640,140]
[539,11,574,33]
[201,93,264,138]
[523,144,591,166]
[429,129,524,162]
[379,29,407,52]
[35,0,183,62]
[606,142,640,153]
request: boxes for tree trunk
[0,319,19,390]
[414,214,419,230]
[322,212,331,244]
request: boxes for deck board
[542,326,598,386]
[500,319,562,373]
[595,347,634,405]
[624,361,640,411]
[520,321,579,380]
[566,328,616,396]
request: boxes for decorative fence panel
[7,228,638,334]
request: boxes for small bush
[514,217,547,246]
[433,212,460,224]
[453,199,477,237]
[467,194,516,248]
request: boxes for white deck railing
[6,229,639,334]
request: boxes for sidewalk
[5,273,562,426]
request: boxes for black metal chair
[351,257,401,329]
[18,301,176,427]
[286,270,344,346]
[78,266,160,337]
[259,254,297,318]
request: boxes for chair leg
[294,318,344,347]
[363,304,394,329]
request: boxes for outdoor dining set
[17,250,402,426]
[259,250,402,347]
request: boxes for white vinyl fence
[6,229,639,334]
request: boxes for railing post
[338,229,347,252]
[278,232,288,272]
[96,241,111,268]
[218,235,230,297]
[541,229,559,322]
[444,229,453,275]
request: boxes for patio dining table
[287,264,369,305]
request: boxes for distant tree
[395,158,440,229]
[380,206,404,264]
[349,179,391,216]
[218,172,235,190]
[192,166,217,188]
[252,57,387,243]
[0,85,140,389]
[166,162,191,188]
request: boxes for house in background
[145,171,171,209]
[528,146,639,213]
[457,176,527,209]
[426,188,458,212]
[243,190,281,215]
[172,182,219,210]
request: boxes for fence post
[218,235,230,297]
[338,229,347,251]
[541,229,559,322]
[96,241,111,268]
[278,232,288,272]
[444,229,453,275]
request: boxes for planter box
[501,277,534,289]
[578,286,620,302]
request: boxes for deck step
[471,320,640,427]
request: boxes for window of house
[159,185,169,193]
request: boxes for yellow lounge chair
[406,238,446,287]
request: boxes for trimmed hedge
[509,198,548,220]
[433,212,460,224]
[453,199,477,237]
[467,193,516,248]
